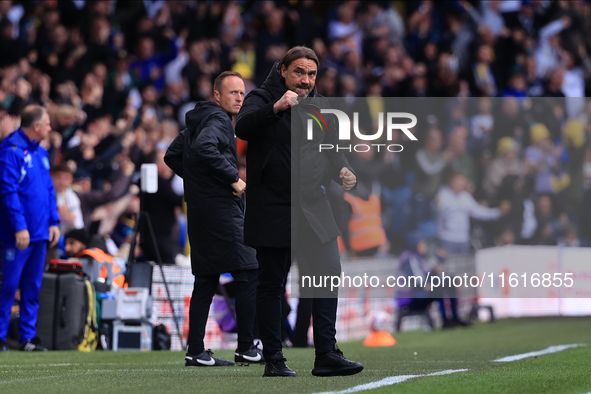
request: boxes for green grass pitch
[1,316,590,394]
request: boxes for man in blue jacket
[0,105,60,351]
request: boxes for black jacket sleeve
[164,128,186,177]
[235,93,282,141]
[194,117,239,185]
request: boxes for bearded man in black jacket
[235,47,363,377]
[165,71,262,368]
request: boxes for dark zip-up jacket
[235,61,355,247]
[165,102,257,275]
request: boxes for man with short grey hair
[0,105,60,351]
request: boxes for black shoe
[452,318,472,327]
[312,345,364,377]
[263,352,297,377]
[185,349,235,367]
[0,339,8,352]
[235,344,265,366]
[19,339,47,352]
[442,319,457,329]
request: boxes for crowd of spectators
[1,0,591,265]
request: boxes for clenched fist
[232,178,246,196]
[340,167,357,191]
[273,90,299,113]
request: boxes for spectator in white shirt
[51,163,84,234]
[561,50,590,118]
[327,3,363,56]
[435,173,510,254]
[460,1,505,38]
[535,16,570,79]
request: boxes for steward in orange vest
[64,229,125,291]
[343,192,387,256]
[77,247,125,290]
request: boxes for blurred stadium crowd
[1,0,591,265]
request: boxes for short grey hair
[20,105,47,129]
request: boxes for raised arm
[468,194,501,221]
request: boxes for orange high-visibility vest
[77,248,125,289]
[343,193,387,252]
[337,235,346,253]
[237,138,248,157]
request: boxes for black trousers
[293,297,312,347]
[187,268,258,354]
[256,220,341,358]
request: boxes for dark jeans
[256,221,341,358]
[187,268,258,354]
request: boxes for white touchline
[492,344,587,362]
[311,369,469,394]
